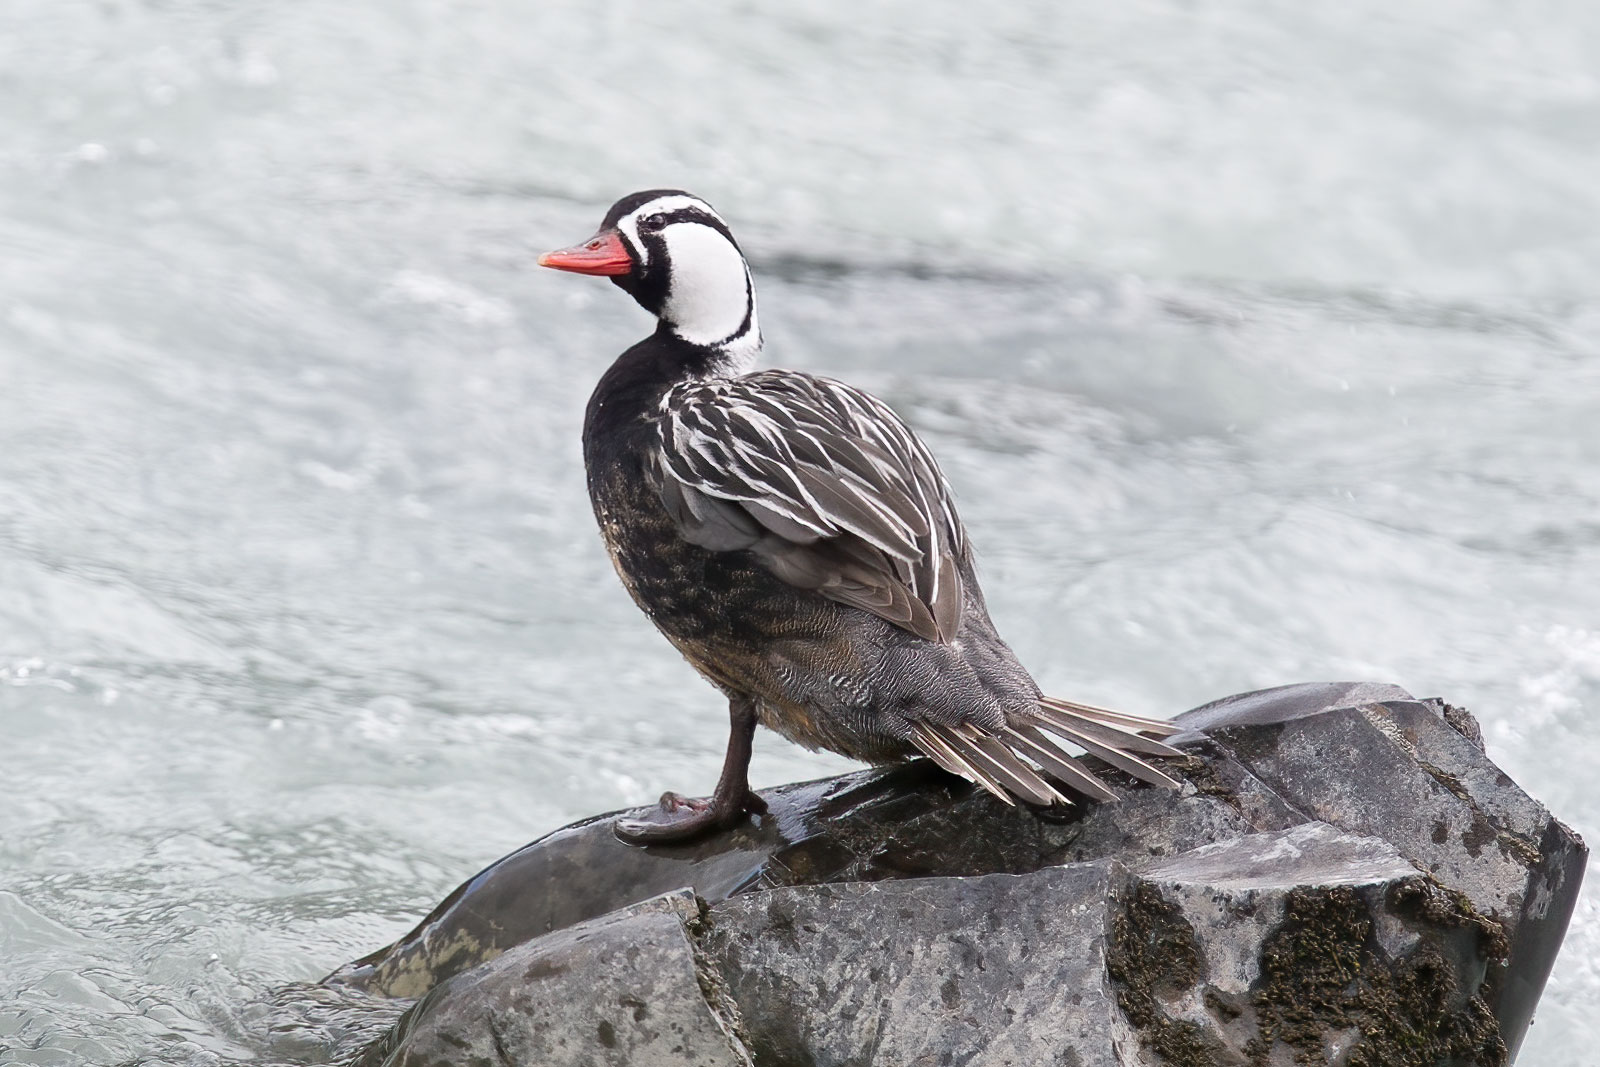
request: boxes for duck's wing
[654,369,968,643]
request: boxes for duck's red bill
[538,231,633,276]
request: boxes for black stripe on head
[604,191,736,251]
[602,190,739,255]
[642,208,737,248]
[600,188,695,230]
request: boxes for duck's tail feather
[1038,696,1181,739]
[909,720,1064,806]
[907,696,1184,806]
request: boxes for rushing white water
[1,2,1596,1063]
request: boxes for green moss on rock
[1247,884,1506,1067]
[1106,883,1234,1067]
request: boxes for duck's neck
[584,326,758,455]
[673,318,761,379]
[662,278,761,377]
[654,222,762,364]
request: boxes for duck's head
[540,189,760,367]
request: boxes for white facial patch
[656,222,753,346]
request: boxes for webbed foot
[612,696,767,846]
[613,787,766,844]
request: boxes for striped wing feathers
[657,371,967,642]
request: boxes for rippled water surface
[2,2,1597,1063]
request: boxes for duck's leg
[614,696,768,844]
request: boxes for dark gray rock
[335,683,1586,1066]
[1183,687,1585,1058]
[326,757,1242,1001]
[699,864,1133,1066]
[1116,823,1503,1066]
[354,892,752,1067]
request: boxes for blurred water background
[2,1,1597,1063]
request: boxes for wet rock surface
[353,892,752,1067]
[334,683,1585,1066]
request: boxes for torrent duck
[540,189,1181,843]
